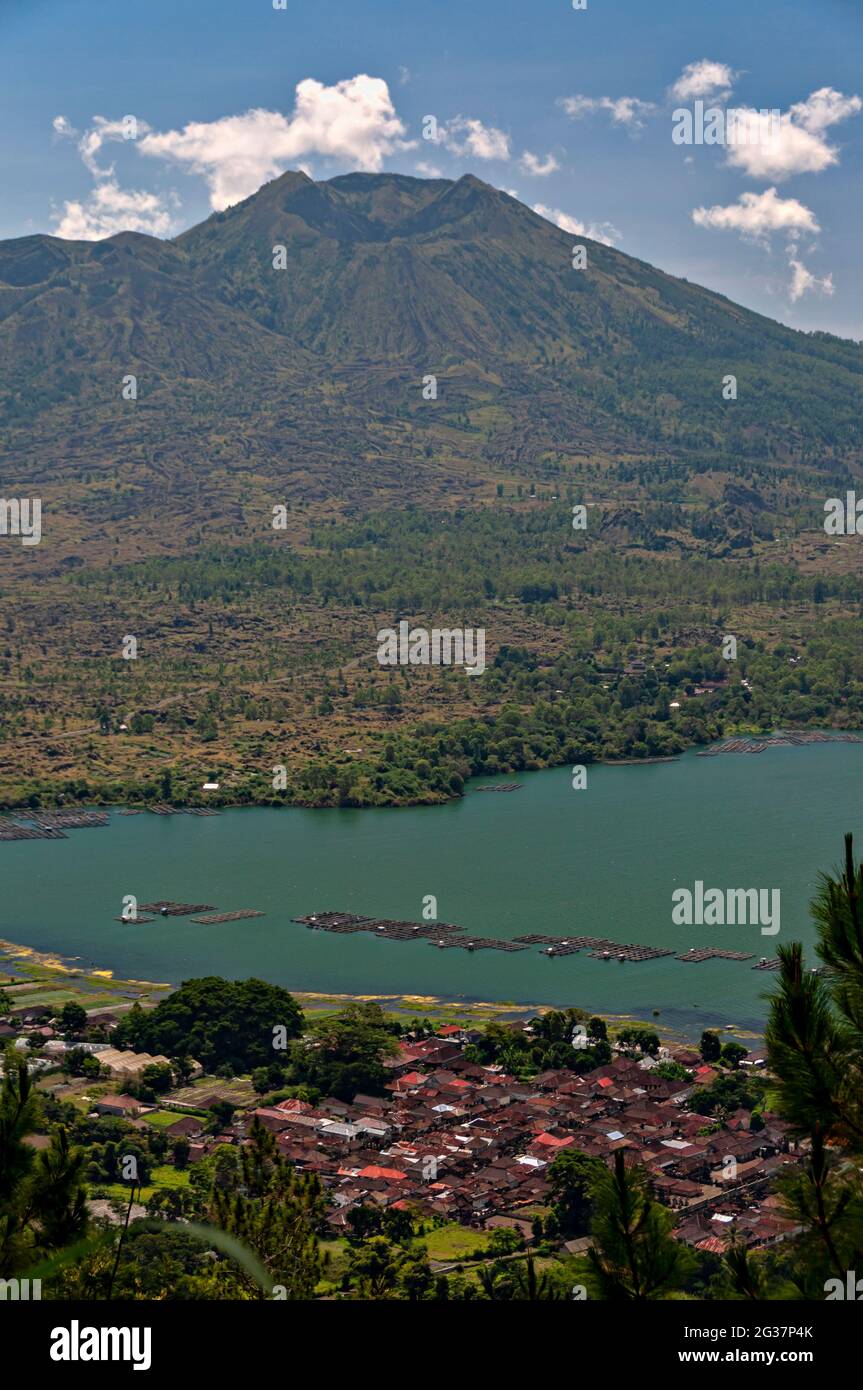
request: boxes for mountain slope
[0,171,861,574]
[177,170,863,374]
[1,173,862,808]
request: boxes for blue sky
[2,0,861,336]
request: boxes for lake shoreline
[0,928,761,1045]
[1,934,754,1047]
[2,728,859,815]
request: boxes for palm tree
[476,1262,513,1301]
[722,1238,767,1299]
[510,1252,563,1300]
[0,1057,89,1274]
[586,1150,696,1299]
[764,833,863,1281]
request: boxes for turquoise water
[2,744,861,1039]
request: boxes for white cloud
[670,60,737,102]
[439,116,510,161]
[138,75,413,209]
[532,203,620,246]
[53,181,177,240]
[791,86,861,134]
[419,115,510,164]
[560,95,656,130]
[415,160,444,178]
[53,113,153,180]
[725,87,861,180]
[520,150,559,176]
[80,116,151,177]
[692,186,834,304]
[788,256,834,302]
[51,112,175,240]
[692,187,820,241]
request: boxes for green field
[315,1238,351,1293]
[141,1110,184,1129]
[171,1078,257,1107]
[101,1164,191,1203]
[419,1223,492,1261]
[7,988,113,1009]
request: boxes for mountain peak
[254,168,315,198]
[454,172,492,190]
[3,165,861,471]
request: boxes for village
[1,975,802,1271]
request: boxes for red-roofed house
[391,1071,426,1093]
[276,1098,315,1115]
[532,1133,575,1151]
[693,1066,718,1086]
[251,1107,292,1133]
[695,1235,727,1255]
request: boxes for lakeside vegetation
[2,502,862,810]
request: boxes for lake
[2,741,860,1040]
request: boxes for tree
[719,1238,770,1300]
[195,712,218,742]
[689,1072,757,1118]
[145,1187,194,1222]
[487,1226,523,1255]
[653,1061,689,1081]
[617,1026,659,1057]
[59,1001,88,1034]
[292,1002,399,1101]
[586,1150,696,1299]
[206,1144,241,1193]
[140,1062,173,1095]
[114,977,303,1073]
[548,1148,604,1236]
[173,1055,196,1085]
[32,1128,90,1249]
[397,1249,434,1301]
[720,1042,748,1070]
[172,1138,191,1169]
[348,1235,403,1299]
[346,1205,382,1241]
[58,1223,208,1301]
[764,833,863,1285]
[206,1121,322,1299]
[206,1100,236,1133]
[475,1252,566,1301]
[510,1252,565,1301]
[62,1047,87,1078]
[0,1055,39,1213]
[700,1030,722,1063]
[0,1058,89,1273]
